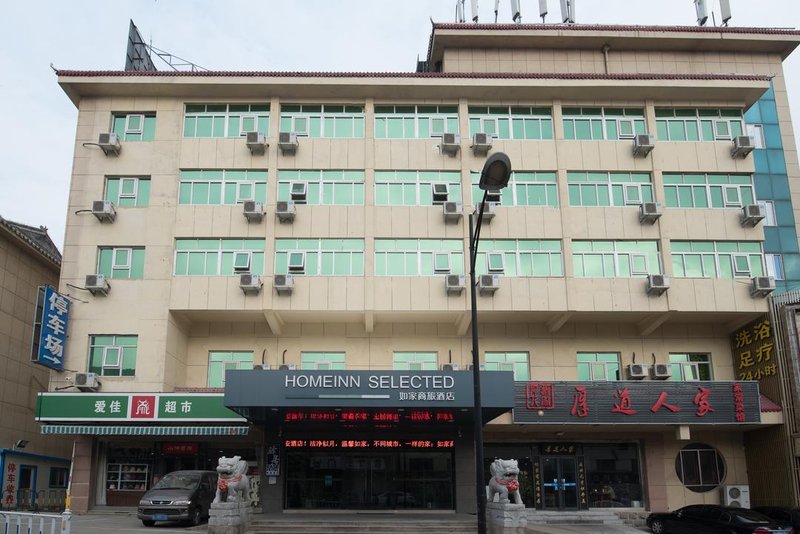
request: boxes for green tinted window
[275,239,364,276]
[280,104,365,138]
[105,177,150,207]
[97,247,145,279]
[485,352,529,380]
[467,106,552,140]
[671,241,764,279]
[208,351,254,387]
[300,352,346,370]
[576,352,619,381]
[663,173,754,209]
[375,240,464,276]
[562,108,645,141]
[179,170,267,205]
[572,240,661,278]
[476,240,563,277]
[183,104,270,138]
[393,352,438,371]
[655,108,743,142]
[374,105,459,139]
[112,114,156,141]
[470,172,557,207]
[277,170,364,205]
[88,335,137,377]
[567,172,653,207]
[376,171,461,206]
[174,239,265,276]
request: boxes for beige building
[43,23,800,523]
[0,216,70,510]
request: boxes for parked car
[753,507,800,533]
[137,470,217,527]
[647,504,793,534]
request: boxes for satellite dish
[695,0,708,26]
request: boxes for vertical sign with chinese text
[731,315,777,382]
[32,287,70,370]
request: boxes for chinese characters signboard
[36,393,246,422]
[512,381,760,424]
[31,286,70,370]
[283,439,455,449]
[731,315,777,382]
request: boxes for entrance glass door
[541,457,578,509]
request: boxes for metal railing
[0,511,71,534]
[0,490,66,513]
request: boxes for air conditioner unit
[751,276,776,298]
[638,202,662,224]
[443,201,463,223]
[632,134,655,157]
[440,132,461,156]
[255,363,271,370]
[278,131,299,154]
[627,364,648,380]
[478,274,500,295]
[245,131,267,155]
[445,274,466,295]
[474,201,497,222]
[274,274,294,296]
[239,273,262,295]
[97,133,121,156]
[731,135,755,159]
[471,132,493,156]
[276,200,296,223]
[75,372,100,391]
[279,363,297,370]
[242,201,264,223]
[441,363,461,371]
[92,200,117,223]
[740,204,765,227]
[721,485,750,508]
[290,182,307,203]
[646,274,670,296]
[85,274,110,296]
[650,364,672,380]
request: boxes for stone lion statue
[213,455,249,504]
[488,458,523,505]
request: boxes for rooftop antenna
[471,0,479,22]
[719,0,732,26]
[494,0,500,22]
[456,0,466,23]
[560,0,576,23]
[125,19,207,72]
[694,0,708,26]
[511,0,522,23]
[539,0,548,22]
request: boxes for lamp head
[14,440,28,449]
[478,152,512,191]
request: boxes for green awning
[41,425,249,436]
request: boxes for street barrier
[0,511,71,534]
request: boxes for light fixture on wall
[13,440,29,450]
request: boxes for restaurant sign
[513,381,760,424]
[36,393,246,422]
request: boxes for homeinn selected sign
[284,373,455,390]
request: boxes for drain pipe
[602,43,611,74]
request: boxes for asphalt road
[67,509,207,533]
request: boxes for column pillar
[455,423,477,513]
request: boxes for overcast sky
[1,0,798,251]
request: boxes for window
[208,351,253,387]
[178,170,267,205]
[577,352,620,381]
[655,108,744,142]
[174,239,265,276]
[671,241,765,279]
[567,172,654,207]
[183,103,270,138]
[111,113,156,141]
[393,352,438,371]
[301,352,346,370]
[663,173,755,209]
[375,171,462,206]
[485,352,529,380]
[105,177,150,207]
[669,353,712,381]
[766,254,785,281]
[572,241,661,277]
[277,170,365,205]
[746,124,766,149]
[275,239,364,276]
[468,106,553,140]
[675,443,726,492]
[758,200,777,226]
[563,108,646,141]
[49,467,69,488]
[279,104,365,138]
[97,247,145,279]
[89,335,137,377]
[374,105,459,139]
[375,240,464,276]
[475,240,563,277]
[470,171,558,207]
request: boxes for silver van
[137,470,217,527]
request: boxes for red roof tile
[760,393,783,413]
[431,23,800,36]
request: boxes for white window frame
[102,346,123,371]
[617,118,636,139]
[433,252,451,273]
[233,251,252,272]
[746,124,766,149]
[125,114,144,135]
[713,119,732,140]
[629,253,649,276]
[432,183,450,203]
[758,200,777,226]
[290,182,308,202]
[118,178,139,202]
[623,184,643,205]
[487,252,505,273]
[239,115,258,136]
[236,182,255,203]
[732,254,752,276]
[723,186,742,207]
[287,251,306,273]
[766,254,785,281]
[111,248,132,272]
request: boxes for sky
[0,0,798,251]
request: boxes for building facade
[43,23,800,516]
[0,217,71,510]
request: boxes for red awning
[760,394,783,413]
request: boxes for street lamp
[469,152,512,534]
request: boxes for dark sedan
[754,507,800,533]
[647,504,793,534]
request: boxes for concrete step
[526,510,626,525]
[246,518,478,534]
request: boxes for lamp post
[469,152,512,534]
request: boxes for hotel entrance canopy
[224,370,514,423]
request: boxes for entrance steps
[526,509,626,526]
[246,514,478,534]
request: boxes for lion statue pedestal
[208,456,250,534]
[486,459,527,530]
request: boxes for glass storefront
[285,450,453,510]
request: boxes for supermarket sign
[36,393,245,422]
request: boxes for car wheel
[141,520,155,527]
[650,519,666,534]
[189,507,202,526]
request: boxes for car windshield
[732,510,770,523]
[152,473,200,490]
